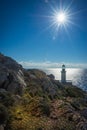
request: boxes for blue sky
[0,0,87,68]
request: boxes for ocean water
[43,68,87,91]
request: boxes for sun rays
[37,0,82,39]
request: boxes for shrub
[65,86,85,98]
[39,100,50,116]
[0,104,9,125]
[0,92,14,107]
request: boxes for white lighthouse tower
[61,64,66,83]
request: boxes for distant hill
[0,53,87,130]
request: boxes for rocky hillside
[0,53,87,130]
[0,53,26,95]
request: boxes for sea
[43,68,87,91]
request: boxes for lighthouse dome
[62,64,65,69]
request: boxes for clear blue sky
[0,0,87,67]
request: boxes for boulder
[47,74,55,80]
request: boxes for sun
[52,10,69,28]
[56,12,66,24]
[38,0,80,38]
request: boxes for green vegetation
[0,92,15,107]
[65,86,85,98]
[0,69,87,130]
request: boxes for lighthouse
[61,64,66,83]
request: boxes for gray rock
[0,54,26,95]
[80,109,87,119]
[76,122,87,130]
[0,125,4,130]
[47,74,55,80]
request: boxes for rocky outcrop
[0,53,61,97]
[0,53,26,95]
[24,69,62,99]
[47,74,55,80]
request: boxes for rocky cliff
[0,53,87,130]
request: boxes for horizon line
[19,61,87,69]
